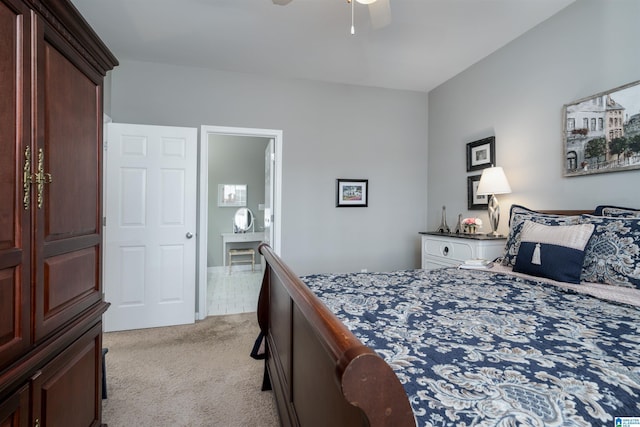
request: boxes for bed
[256,206,640,426]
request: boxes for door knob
[186,232,193,239]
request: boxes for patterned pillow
[513,221,594,284]
[593,205,639,216]
[501,205,581,267]
[580,215,640,288]
[602,206,640,218]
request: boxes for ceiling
[70,0,574,93]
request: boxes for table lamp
[476,166,511,237]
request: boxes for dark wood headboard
[257,244,415,427]
[538,210,593,216]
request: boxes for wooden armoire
[0,0,117,425]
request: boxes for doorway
[197,126,283,319]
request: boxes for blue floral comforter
[302,268,640,427]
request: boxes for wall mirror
[233,208,254,233]
[218,184,247,207]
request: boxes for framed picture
[467,175,488,210]
[563,79,640,177]
[218,184,247,207]
[466,136,495,172]
[336,179,368,207]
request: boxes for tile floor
[207,268,263,316]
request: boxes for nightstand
[419,232,506,270]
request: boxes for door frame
[197,125,283,320]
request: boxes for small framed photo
[218,184,247,207]
[336,179,368,207]
[466,136,495,172]
[467,175,488,210]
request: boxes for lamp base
[487,194,501,236]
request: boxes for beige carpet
[102,313,279,427]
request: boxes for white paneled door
[105,123,197,332]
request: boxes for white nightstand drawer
[424,239,473,262]
[419,232,506,270]
[423,258,457,270]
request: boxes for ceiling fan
[272,0,391,32]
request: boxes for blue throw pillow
[514,221,594,284]
[501,205,581,267]
[580,215,640,288]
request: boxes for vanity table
[221,232,265,266]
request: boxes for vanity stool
[228,248,256,274]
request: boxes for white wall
[110,60,428,274]
[428,0,640,235]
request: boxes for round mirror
[233,208,254,233]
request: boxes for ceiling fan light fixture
[356,0,377,4]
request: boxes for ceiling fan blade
[272,0,293,5]
[368,0,391,29]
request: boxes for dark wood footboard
[257,244,415,427]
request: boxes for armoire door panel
[0,0,22,247]
[0,248,29,369]
[0,268,27,370]
[45,247,98,311]
[41,344,96,426]
[35,246,101,341]
[0,0,31,370]
[31,323,102,427]
[32,16,103,341]
[0,272,18,343]
[42,41,100,240]
[0,384,28,427]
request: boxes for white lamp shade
[476,166,511,195]
[356,0,377,4]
